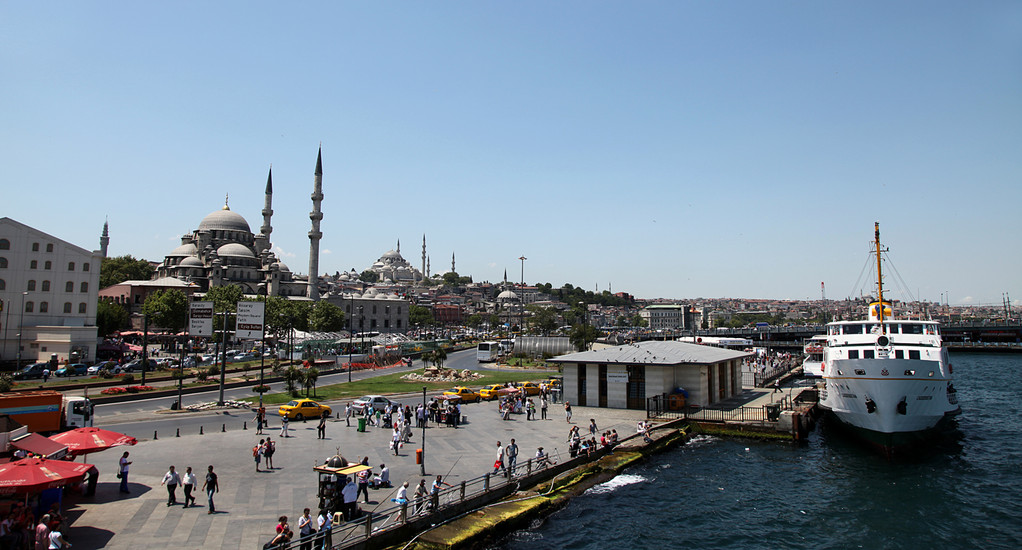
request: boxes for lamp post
[579,301,588,351]
[258,284,268,409]
[218,308,229,406]
[348,294,354,383]
[358,306,365,370]
[141,311,153,387]
[177,332,185,411]
[421,386,426,475]
[16,292,27,369]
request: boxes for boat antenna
[874,222,888,332]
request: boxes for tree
[527,305,558,335]
[466,314,483,328]
[97,300,129,336]
[430,347,448,369]
[142,289,189,331]
[309,301,345,331]
[303,367,319,397]
[100,255,154,288]
[409,304,434,327]
[284,365,302,397]
[360,270,379,283]
[203,285,243,345]
[569,324,599,352]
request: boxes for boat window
[848,350,859,359]
[844,325,864,335]
[903,324,923,335]
[904,370,915,376]
[895,350,904,359]
[908,350,920,360]
[854,369,866,375]
[863,350,874,359]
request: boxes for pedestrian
[430,475,451,509]
[395,482,409,522]
[317,413,327,439]
[342,477,358,521]
[202,465,219,514]
[280,414,290,437]
[506,438,519,476]
[34,514,50,550]
[42,368,50,383]
[255,410,263,435]
[253,439,264,472]
[316,508,332,550]
[182,466,197,507]
[160,465,180,506]
[491,441,506,476]
[536,446,555,467]
[526,399,535,420]
[589,418,598,437]
[564,401,572,423]
[774,379,781,393]
[373,464,390,488]
[297,508,315,550]
[357,466,371,503]
[413,479,428,515]
[118,451,132,493]
[263,437,275,469]
[47,525,70,550]
[541,396,548,420]
[345,403,352,427]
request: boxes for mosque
[153,148,325,298]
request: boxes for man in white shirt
[373,464,391,488]
[317,508,332,549]
[118,451,132,493]
[160,465,181,506]
[341,477,358,521]
[182,466,197,507]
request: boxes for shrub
[207,364,220,376]
[252,384,271,393]
[98,368,116,379]
[0,374,13,392]
[121,374,136,384]
[196,370,209,382]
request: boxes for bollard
[222,423,226,432]
[200,426,204,435]
[460,481,466,502]
[176,428,180,438]
[243,421,247,430]
[154,431,158,440]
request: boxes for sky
[3,2,1020,306]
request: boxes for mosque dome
[217,243,256,258]
[497,290,518,300]
[168,243,198,257]
[198,207,251,233]
[271,261,290,272]
[381,250,401,260]
[179,256,204,267]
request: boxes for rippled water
[497,354,1022,550]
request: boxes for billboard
[236,301,265,340]
[189,301,214,337]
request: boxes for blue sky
[3,2,1020,306]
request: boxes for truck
[0,390,94,433]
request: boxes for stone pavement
[61,397,649,550]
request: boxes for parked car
[122,359,157,373]
[55,364,88,377]
[181,356,198,368]
[13,363,48,380]
[442,387,481,403]
[231,352,257,362]
[351,395,399,414]
[278,399,332,420]
[88,361,119,375]
[517,382,542,396]
[479,384,507,401]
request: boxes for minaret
[260,166,273,250]
[307,147,324,300]
[421,235,426,279]
[451,252,456,274]
[397,239,400,254]
[427,257,431,278]
[99,218,110,258]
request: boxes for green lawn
[245,369,549,406]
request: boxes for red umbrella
[0,457,93,496]
[48,427,138,457]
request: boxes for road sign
[189,301,214,337]
[236,301,265,340]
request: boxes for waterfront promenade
[61,397,649,549]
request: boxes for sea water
[496,353,1022,549]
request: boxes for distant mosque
[153,148,325,298]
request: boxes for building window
[79,303,87,314]
[83,263,90,272]
[26,301,34,313]
[32,242,39,252]
[63,302,72,313]
[0,279,4,290]
[0,239,8,249]
[44,261,52,270]
[42,280,50,291]
[30,260,37,269]
[373,305,377,314]
[65,281,73,292]
[40,302,48,313]
[68,262,75,271]
[46,243,53,253]
[80,282,88,292]
[397,319,402,328]
[27,280,36,291]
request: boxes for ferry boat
[818,223,960,454]
[801,335,826,378]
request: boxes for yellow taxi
[278,399,332,420]
[479,384,507,401]
[518,382,542,396]
[442,387,481,403]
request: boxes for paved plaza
[62,396,650,549]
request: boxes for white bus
[476,341,499,362]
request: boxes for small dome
[217,243,255,258]
[179,256,203,267]
[198,208,251,232]
[498,290,518,300]
[382,250,401,260]
[326,455,348,468]
[272,261,290,272]
[168,243,198,257]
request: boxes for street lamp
[348,294,355,383]
[258,283,268,409]
[218,308,230,406]
[358,306,365,371]
[421,386,426,475]
[579,301,589,351]
[16,292,27,369]
[141,310,160,387]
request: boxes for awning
[11,433,68,460]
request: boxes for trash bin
[765,403,780,422]
[416,448,423,464]
[357,417,366,432]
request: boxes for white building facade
[0,218,102,365]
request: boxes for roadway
[91,348,514,440]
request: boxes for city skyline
[3,2,1019,306]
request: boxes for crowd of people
[0,502,69,550]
